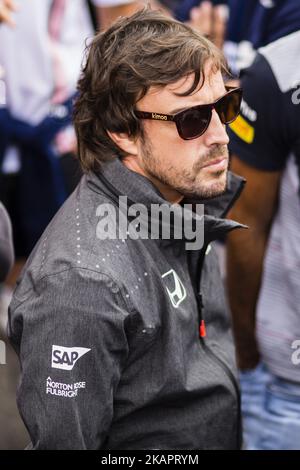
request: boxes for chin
[195,170,227,199]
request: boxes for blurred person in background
[0,0,17,26]
[0,0,95,284]
[225,0,300,73]
[0,0,15,292]
[175,0,300,75]
[0,201,13,293]
[226,29,300,449]
[175,0,228,50]
[0,199,14,325]
[94,0,171,29]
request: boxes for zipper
[190,244,242,449]
[96,168,243,447]
[200,334,242,449]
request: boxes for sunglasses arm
[134,111,175,122]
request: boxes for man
[227,30,300,449]
[9,8,244,449]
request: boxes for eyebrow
[169,106,189,115]
[169,88,228,115]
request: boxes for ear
[107,131,138,156]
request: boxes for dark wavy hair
[73,6,229,172]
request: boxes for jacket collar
[88,156,167,207]
[87,157,247,244]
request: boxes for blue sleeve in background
[226,0,300,48]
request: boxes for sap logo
[51,345,91,371]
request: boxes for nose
[202,109,229,147]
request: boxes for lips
[201,157,228,170]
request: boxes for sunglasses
[134,86,242,140]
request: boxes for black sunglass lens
[215,90,242,124]
[178,107,210,139]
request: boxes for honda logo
[161,269,187,308]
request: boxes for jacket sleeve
[0,202,14,282]
[8,267,130,449]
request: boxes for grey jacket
[8,157,245,450]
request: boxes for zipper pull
[199,319,206,338]
[196,293,206,338]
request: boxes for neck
[122,156,184,204]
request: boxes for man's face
[134,62,230,200]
